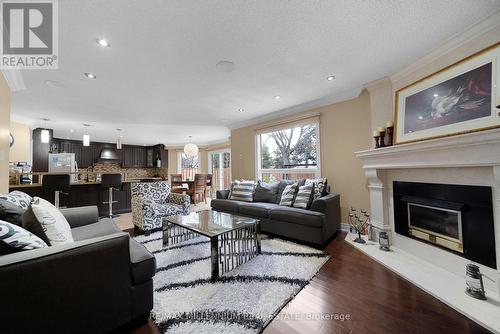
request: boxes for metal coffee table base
[163,222,261,280]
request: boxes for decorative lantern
[465,263,486,300]
[378,231,390,251]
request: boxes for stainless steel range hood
[98,147,121,163]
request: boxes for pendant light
[116,128,122,149]
[40,118,50,143]
[83,124,90,146]
[183,136,198,157]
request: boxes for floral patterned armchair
[131,181,190,234]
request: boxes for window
[177,152,199,180]
[208,150,231,193]
[256,119,320,182]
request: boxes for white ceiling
[10,0,500,146]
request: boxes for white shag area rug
[134,232,329,334]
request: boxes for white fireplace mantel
[355,128,500,170]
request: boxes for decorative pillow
[229,180,255,202]
[21,205,51,245]
[31,197,74,245]
[0,198,26,226]
[305,178,327,200]
[276,179,305,204]
[279,183,299,206]
[0,190,33,210]
[254,181,280,203]
[293,183,315,209]
[0,219,48,255]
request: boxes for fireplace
[404,196,463,253]
[393,181,496,269]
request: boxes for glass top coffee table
[162,210,261,280]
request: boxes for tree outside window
[258,122,320,182]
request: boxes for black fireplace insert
[393,181,496,269]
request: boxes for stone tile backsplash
[92,163,168,180]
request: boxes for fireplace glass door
[407,202,463,252]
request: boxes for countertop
[9,177,164,189]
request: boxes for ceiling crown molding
[389,10,500,87]
[1,70,26,92]
[229,86,363,130]
[363,77,392,92]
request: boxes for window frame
[255,120,321,181]
[177,151,200,174]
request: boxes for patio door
[208,149,231,194]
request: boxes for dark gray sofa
[211,189,341,247]
[0,206,155,334]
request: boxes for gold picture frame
[394,42,500,145]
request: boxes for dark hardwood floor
[127,232,490,334]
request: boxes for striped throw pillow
[229,180,255,202]
[293,184,314,209]
[279,183,298,206]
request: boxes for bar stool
[101,173,122,218]
[42,174,70,208]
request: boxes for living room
[1,1,500,334]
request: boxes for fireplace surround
[393,181,496,268]
[355,128,500,295]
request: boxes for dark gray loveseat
[211,188,341,247]
[0,206,155,334]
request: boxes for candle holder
[374,135,380,149]
[348,207,371,244]
[386,126,394,146]
[379,130,386,147]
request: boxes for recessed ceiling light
[417,115,423,120]
[433,93,439,97]
[84,72,96,79]
[274,95,281,100]
[96,38,110,47]
[238,108,244,112]
[45,80,64,88]
[216,60,235,72]
[326,75,335,81]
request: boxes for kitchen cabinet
[32,128,53,173]
[121,147,134,167]
[80,145,94,168]
[33,132,166,171]
[146,147,154,167]
[133,147,146,167]
[59,141,71,153]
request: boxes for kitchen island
[9,177,163,216]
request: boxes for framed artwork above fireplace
[394,42,500,144]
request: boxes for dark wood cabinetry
[121,146,145,168]
[146,144,168,168]
[32,128,53,173]
[34,132,168,171]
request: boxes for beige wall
[230,91,372,222]
[0,73,11,193]
[9,121,31,163]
